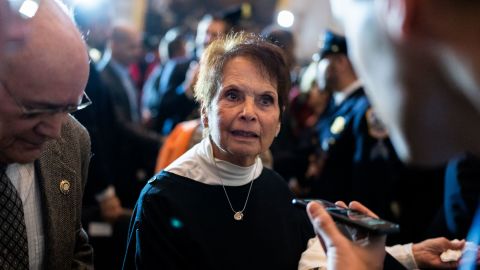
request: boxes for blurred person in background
[307,30,402,222]
[289,55,333,197]
[73,3,133,269]
[129,34,162,91]
[98,24,163,211]
[141,26,192,133]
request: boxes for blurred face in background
[204,20,228,47]
[111,26,142,66]
[195,17,227,58]
[316,54,341,92]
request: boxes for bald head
[2,0,89,103]
[109,24,142,66]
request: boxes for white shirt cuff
[386,243,419,270]
[298,237,327,270]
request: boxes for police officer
[308,30,401,222]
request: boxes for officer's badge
[330,116,345,134]
[366,108,388,139]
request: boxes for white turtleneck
[165,137,262,186]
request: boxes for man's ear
[379,0,418,41]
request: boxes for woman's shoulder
[140,171,187,198]
[259,167,287,182]
[257,167,292,192]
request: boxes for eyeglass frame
[2,81,92,118]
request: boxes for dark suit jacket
[74,61,116,223]
[36,116,93,269]
[99,60,161,208]
[142,57,197,135]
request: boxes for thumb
[449,239,465,250]
[307,201,349,250]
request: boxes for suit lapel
[36,138,77,269]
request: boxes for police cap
[319,30,347,59]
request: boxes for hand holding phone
[292,198,400,235]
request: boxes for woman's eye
[225,90,239,101]
[259,95,274,106]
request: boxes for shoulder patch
[366,108,389,139]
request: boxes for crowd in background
[68,1,478,269]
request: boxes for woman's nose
[240,98,257,121]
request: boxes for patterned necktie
[0,165,29,269]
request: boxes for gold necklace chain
[212,156,258,221]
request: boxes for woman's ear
[201,105,209,128]
[275,122,281,137]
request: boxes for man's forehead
[5,77,85,108]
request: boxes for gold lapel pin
[59,180,71,195]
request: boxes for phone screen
[292,198,400,235]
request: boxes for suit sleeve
[71,120,94,269]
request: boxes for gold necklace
[212,156,258,221]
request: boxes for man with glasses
[306,1,480,269]
[0,0,93,269]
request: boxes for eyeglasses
[2,82,92,118]
[8,0,41,19]
[18,93,92,117]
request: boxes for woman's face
[203,56,281,167]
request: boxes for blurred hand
[307,200,386,270]
[413,237,464,269]
[99,194,125,224]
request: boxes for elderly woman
[123,33,317,269]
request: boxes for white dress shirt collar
[333,79,362,105]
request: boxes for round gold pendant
[234,211,244,221]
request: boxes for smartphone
[292,198,400,235]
